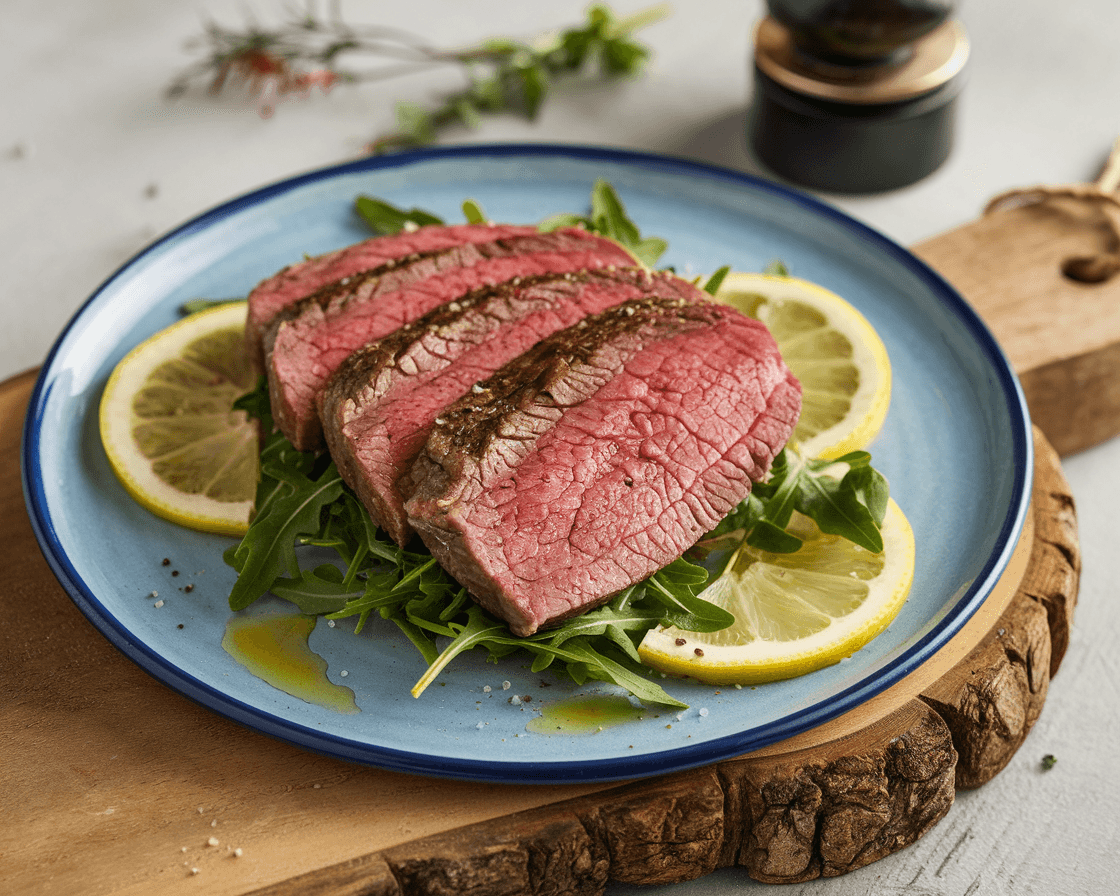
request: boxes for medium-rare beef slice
[245,222,536,369]
[321,268,699,546]
[267,229,635,450]
[404,295,802,637]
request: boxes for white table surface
[4,2,1118,894]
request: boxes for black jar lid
[750,16,969,193]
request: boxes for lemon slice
[638,498,914,685]
[99,301,258,536]
[715,272,891,460]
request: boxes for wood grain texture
[913,200,1120,456]
[0,368,1079,896]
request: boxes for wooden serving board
[0,203,1089,895]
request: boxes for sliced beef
[321,269,699,546]
[245,223,536,370]
[404,294,803,636]
[267,229,634,450]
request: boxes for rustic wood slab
[0,350,1079,895]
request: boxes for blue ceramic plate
[22,145,1031,783]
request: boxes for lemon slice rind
[99,302,255,536]
[638,499,914,685]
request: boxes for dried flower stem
[167,2,670,150]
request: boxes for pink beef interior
[405,296,802,636]
[321,269,698,545]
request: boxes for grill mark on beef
[321,268,692,545]
[245,223,536,370]
[421,293,706,461]
[266,230,635,450]
[405,293,801,636]
[266,250,437,328]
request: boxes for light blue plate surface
[22,145,1031,783]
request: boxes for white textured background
[4,2,1118,894]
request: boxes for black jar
[750,3,968,193]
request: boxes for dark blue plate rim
[20,142,1032,783]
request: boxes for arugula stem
[341,543,368,589]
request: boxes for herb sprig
[168,3,667,153]
[223,184,891,707]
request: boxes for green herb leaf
[354,195,444,235]
[461,198,488,224]
[630,236,669,268]
[541,179,668,267]
[590,179,641,246]
[702,265,731,296]
[746,519,804,554]
[795,462,885,554]
[554,640,687,708]
[642,558,733,632]
[270,563,363,615]
[411,605,511,697]
[537,212,591,233]
[227,438,346,611]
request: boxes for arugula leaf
[227,430,346,611]
[354,195,444,235]
[795,456,887,553]
[270,564,364,615]
[461,198,488,224]
[411,606,510,697]
[544,640,687,708]
[702,265,731,296]
[641,558,733,632]
[538,179,668,267]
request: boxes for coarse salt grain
[501,681,511,690]
[234,848,243,858]
[482,685,492,693]
[340,670,348,677]
[698,708,709,718]
[154,600,164,608]
[208,837,219,847]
